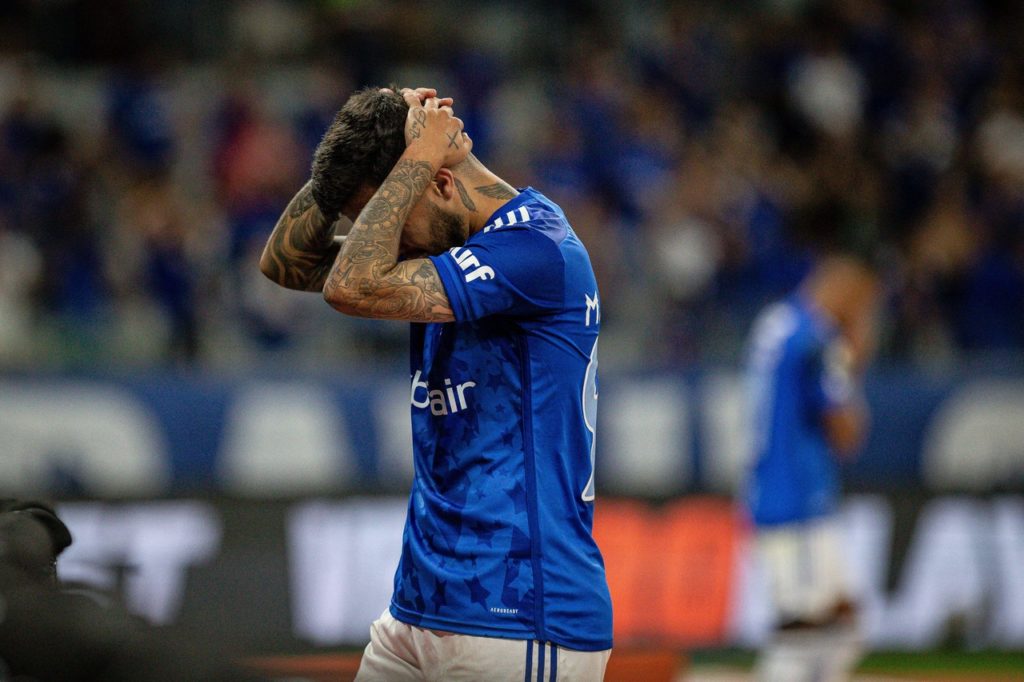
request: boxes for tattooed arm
[322,93,470,321]
[258,181,340,292]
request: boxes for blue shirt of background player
[744,295,855,527]
[389,188,613,651]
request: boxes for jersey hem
[389,602,613,652]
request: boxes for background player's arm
[258,181,341,292]
[321,93,468,321]
[819,334,871,458]
[824,297,879,456]
[823,402,868,457]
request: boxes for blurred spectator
[107,67,175,174]
[0,0,1021,371]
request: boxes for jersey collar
[479,187,538,233]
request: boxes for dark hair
[310,86,409,218]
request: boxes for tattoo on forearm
[287,183,317,218]
[261,181,340,291]
[474,182,518,200]
[454,177,477,212]
[324,159,454,321]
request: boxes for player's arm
[321,92,469,322]
[825,297,880,455]
[823,401,868,457]
[258,181,341,292]
[817,339,870,458]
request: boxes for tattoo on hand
[324,160,453,321]
[409,109,427,140]
[454,177,477,212]
[474,182,518,200]
[447,131,461,149]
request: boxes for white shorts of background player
[757,515,854,624]
[754,516,862,682]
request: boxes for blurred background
[1,0,1023,679]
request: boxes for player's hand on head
[400,87,454,108]
[403,91,472,168]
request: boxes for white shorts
[756,516,852,626]
[355,609,612,681]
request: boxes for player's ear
[433,168,456,202]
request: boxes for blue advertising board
[1,366,1022,497]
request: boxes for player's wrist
[401,142,444,173]
[309,174,343,222]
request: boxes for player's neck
[452,157,520,236]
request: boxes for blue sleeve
[430,227,565,321]
[804,336,854,415]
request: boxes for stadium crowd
[0,0,1021,371]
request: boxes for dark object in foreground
[0,498,264,682]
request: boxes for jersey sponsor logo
[449,246,495,283]
[410,369,476,416]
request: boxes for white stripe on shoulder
[483,216,504,233]
[483,207,532,233]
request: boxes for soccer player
[743,252,881,682]
[260,87,612,681]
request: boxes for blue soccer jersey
[389,188,612,651]
[744,296,855,527]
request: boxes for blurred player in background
[260,87,611,681]
[743,227,882,682]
